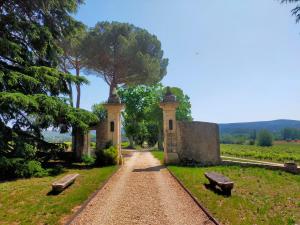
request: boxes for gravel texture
[70,151,214,225]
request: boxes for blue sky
[74,0,300,123]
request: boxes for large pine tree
[0,0,98,159]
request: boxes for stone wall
[176,121,221,165]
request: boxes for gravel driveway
[70,151,214,225]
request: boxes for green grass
[221,144,300,164]
[151,151,300,225]
[0,166,117,225]
[121,141,130,148]
[151,150,164,163]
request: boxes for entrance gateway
[78,88,221,165]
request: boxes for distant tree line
[221,127,300,146]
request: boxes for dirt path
[70,151,214,225]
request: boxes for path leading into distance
[70,151,214,225]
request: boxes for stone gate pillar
[160,87,179,164]
[104,90,124,164]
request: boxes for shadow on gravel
[132,165,165,172]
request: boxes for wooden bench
[52,174,79,192]
[205,172,234,196]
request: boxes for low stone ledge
[222,160,300,174]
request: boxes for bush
[48,164,64,176]
[90,142,96,149]
[82,154,96,166]
[24,160,48,177]
[257,130,273,147]
[0,157,48,179]
[95,146,118,166]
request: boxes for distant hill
[219,119,300,135]
[42,131,72,143]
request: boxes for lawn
[151,150,164,163]
[221,143,300,164]
[151,151,300,225]
[0,166,117,225]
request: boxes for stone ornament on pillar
[160,87,179,164]
[104,88,124,164]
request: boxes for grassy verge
[221,144,300,164]
[151,151,300,225]
[0,166,117,225]
[151,150,164,163]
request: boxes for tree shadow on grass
[132,165,165,172]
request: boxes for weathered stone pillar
[74,128,89,160]
[160,87,179,164]
[104,89,124,164]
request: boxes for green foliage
[90,142,96,149]
[118,84,163,147]
[221,144,300,163]
[151,150,164,163]
[0,157,48,179]
[121,142,130,148]
[281,128,300,140]
[48,164,65,176]
[92,103,107,121]
[0,0,98,170]
[58,23,88,108]
[118,84,193,148]
[280,0,300,22]
[81,154,96,166]
[82,21,168,95]
[221,134,250,145]
[163,87,193,121]
[95,146,118,166]
[257,129,273,147]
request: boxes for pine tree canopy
[82,21,169,95]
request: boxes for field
[221,143,300,164]
[0,166,117,225]
[151,151,300,225]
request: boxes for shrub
[95,146,118,166]
[0,157,48,179]
[257,130,273,147]
[48,164,64,176]
[82,154,96,166]
[90,142,96,149]
[25,161,48,177]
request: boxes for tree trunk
[128,136,134,148]
[67,80,73,107]
[75,66,80,109]
[109,78,117,97]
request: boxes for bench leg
[222,188,232,196]
[209,180,216,188]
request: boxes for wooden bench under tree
[52,174,79,192]
[204,172,234,196]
